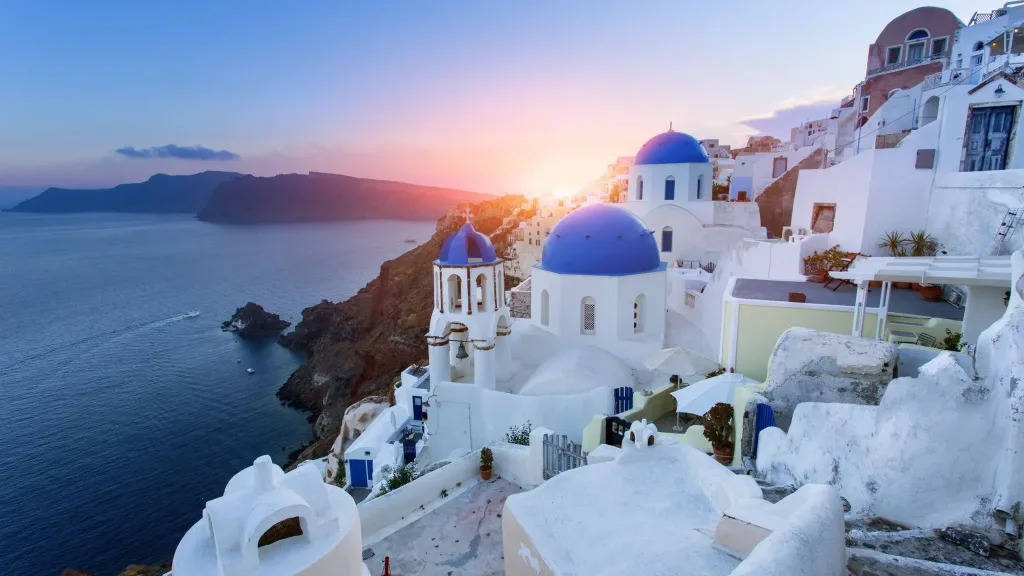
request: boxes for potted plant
[803,245,843,282]
[702,402,735,465]
[479,447,493,481]
[908,230,937,257]
[919,283,943,302]
[878,231,908,257]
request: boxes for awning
[828,255,1012,287]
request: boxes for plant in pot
[878,232,913,288]
[803,245,843,282]
[479,446,493,481]
[702,402,734,465]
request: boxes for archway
[920,96,940,127]
[447,273,463,311]
[475,273,489,312]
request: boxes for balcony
[867,53,945,78]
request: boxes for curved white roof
[519,345,637,396]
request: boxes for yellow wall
[731,303,878,382]
[721,300,733,365]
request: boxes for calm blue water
[0,213,435,576]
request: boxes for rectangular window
[772,157,788,178]
[906,42,925,62]
[886,46,901,64]
[931,37,947,56]
[861,96,870,113]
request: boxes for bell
[456,342,469,360]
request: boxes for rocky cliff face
[277,195,526,463]
[755,149,825,237]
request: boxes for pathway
[364,479,522,576]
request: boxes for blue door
[664,178,675,200]
[413,395,423,421]
[661,229,673,252]
[348,459,373,488]
[614,386,634,414]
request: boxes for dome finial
[463,207,472,224]
[669,121,673,131]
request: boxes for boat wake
[3,312,203,371]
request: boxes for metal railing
[867,53,945,78]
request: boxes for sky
[0,0,988,195]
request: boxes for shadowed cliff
[276,194,531,464]
[755,148,825,237]
[7,172,242,213]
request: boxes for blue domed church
[529,203,668,359]
[623,128,765,265]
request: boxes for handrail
[867,53,945,78]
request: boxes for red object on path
[382,557,391,576]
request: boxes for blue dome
[540,204,663,276]
[437,222,499,266]
[634,129,709,165]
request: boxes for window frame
[930,36,948,56]
[885,45,902,65]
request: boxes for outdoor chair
[916,333,937,347]
[823,252,866,292]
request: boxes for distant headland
[6,171,489,223]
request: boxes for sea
[0,212,437,576]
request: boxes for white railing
[867,53,945,78]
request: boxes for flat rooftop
[732,278,964,321]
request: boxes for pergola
[828,255,1013,343]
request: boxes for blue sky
[0,0,985,193]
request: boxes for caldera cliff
[277,194,531,463]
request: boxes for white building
[173,456,369,576]
[512,199,577,278]
[623,128,766,265]
[728,147,820,201]
[529,203,667,361]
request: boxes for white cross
[463,208,472,223]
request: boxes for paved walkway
[364,479,522,576]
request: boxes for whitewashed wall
[428,382,612,459]
[624,161,714,218]
[529,267,665,363]
[930,81,1024,173]
[791,153,874,252]
[926,169,1024,255]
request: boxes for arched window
[581,297,596,335]
[661,227,673,252]
[447,274,463,310]
[664,176,675,200]
[634,294,645,334]
[696,174,704,199]
[541,290,550,326]
[475,273,489,312]
[921,95,940,126]
[907,29,929,41]
[637,176,644,200]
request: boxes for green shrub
[480,447,493,471]
[942,329,966,352]
[376,463,416,496]
[702,402,734,450]
[503,421,532,445]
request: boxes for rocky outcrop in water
[222,302,291,339]
[277,195,529,463]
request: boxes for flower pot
[808,274,827,283]
[480,466,492,481]
[920,285,943,302]
[712,445,734,465]
[869,280,883,289]
[893,282,912,290]
[912,283,922,291]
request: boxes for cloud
[115,144,240,161]
[738,100,842,140]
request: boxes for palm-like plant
[879,231,909,257]
[908,230,937,257]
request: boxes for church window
[634,294,645,334]
[581,297,596,334]
[541,290,550,326]
[696,174,704,199]
[476,273,489,312]
[661,227,673,252]
[637,176,644,200]
[665,176,675,200]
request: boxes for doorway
[963,105,1016,172]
